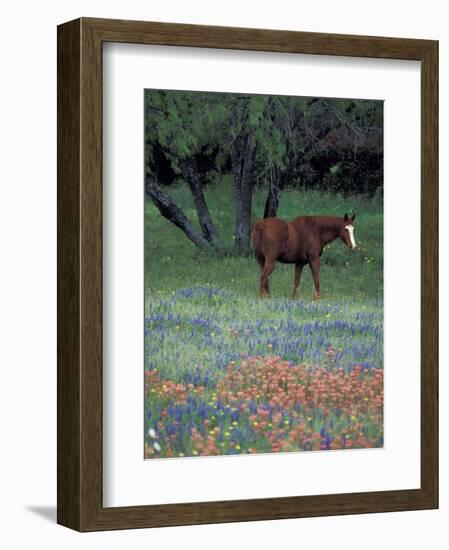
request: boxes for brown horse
[251,213,356,299]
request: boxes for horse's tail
[251,220,265,266]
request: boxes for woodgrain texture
[57,19,81,531]
[57,17,439,532]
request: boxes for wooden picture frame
[57,17,438,531]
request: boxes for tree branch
[180,158,222,245]
[145,176,210,249]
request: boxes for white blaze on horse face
[346,224,356,249]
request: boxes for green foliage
[145,89,383,197]
[145,90,229,173]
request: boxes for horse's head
[340,213,356,250]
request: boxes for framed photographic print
[57,17,438,531]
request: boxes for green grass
[145,178,383,302]
[144,179,383,381]
[144,180,384,458]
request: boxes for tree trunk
[180,158,222,245]
[262,121,335,218]
[263,169,287,218]
[145,177,210,249]
[231,135,256,256]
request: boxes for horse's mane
[303,215,344,232]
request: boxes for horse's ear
[351,213,356,222]
[344,213,349,221]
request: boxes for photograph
[143,89,384,459]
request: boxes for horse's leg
[264,276,271,297]
[259,267,266,299]
[309,258,321,300]
[292,263,303,299]
[258,263,269,298]
[256,255,264,297]
[260,260,276,299]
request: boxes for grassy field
[144,180,383,459]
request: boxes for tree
[295,99,383,195]
[180,156,221,244]
[260,98,383,217]
[261,98,340,218]
[227,97,259,256]
[227,95,287,253]
[145,176,210,248]
[145,91,224,249]
[144,90,383,256]
[261,97,316,218]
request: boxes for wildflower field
[144,182,383,459]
